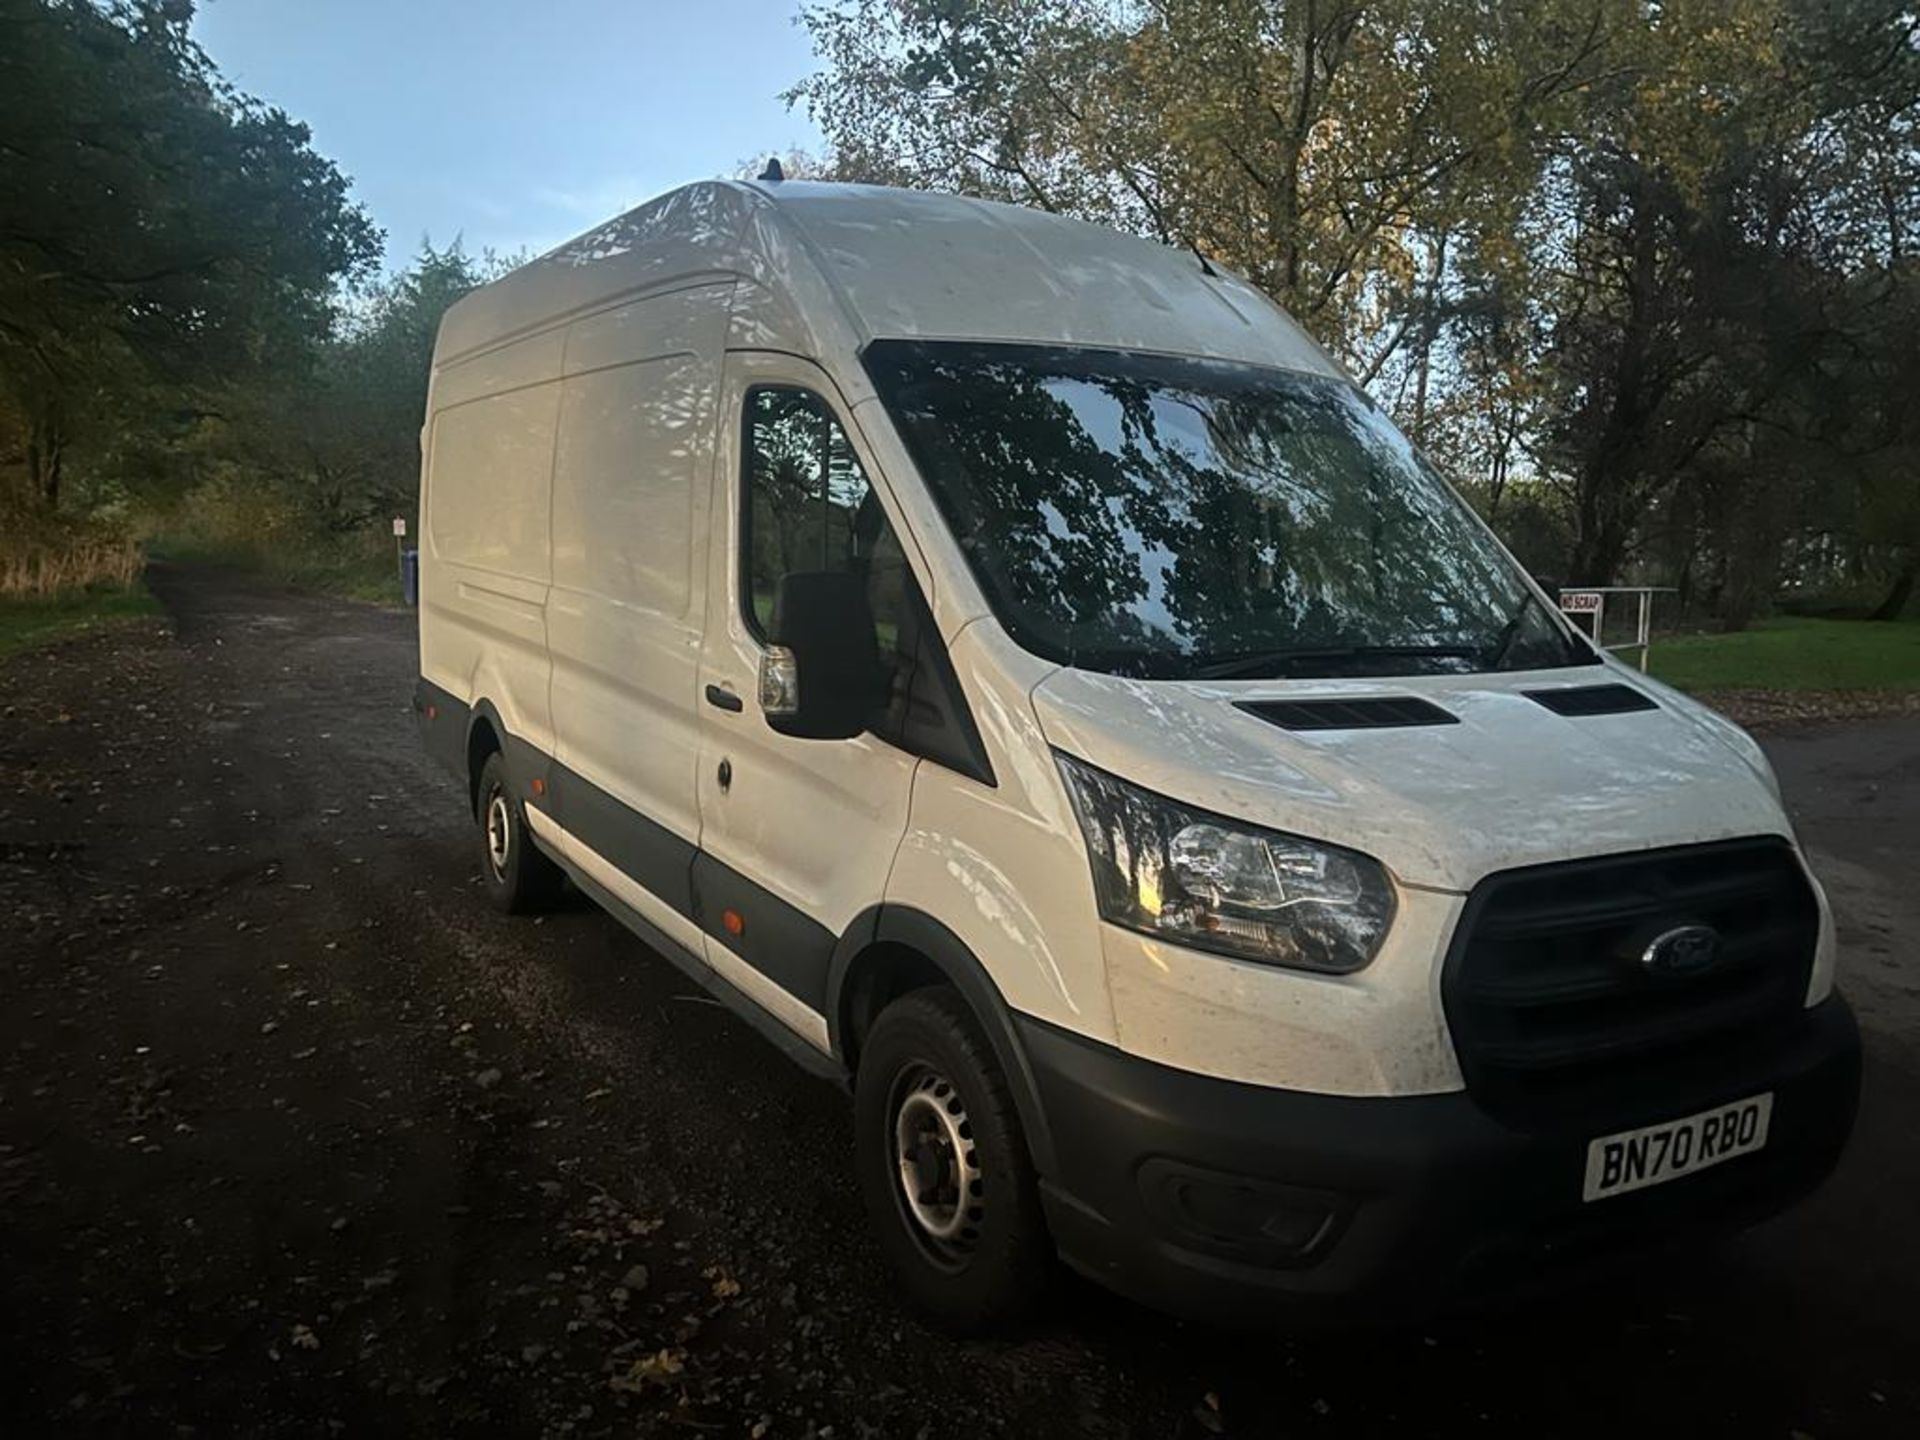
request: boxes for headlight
[1055,753,1395,974]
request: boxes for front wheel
[475,751,563,914]
[853,986,1052,1331]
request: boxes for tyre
[853,985,1052,1331]
[475,750,563,914]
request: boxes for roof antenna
[758,156,785,182]
[1190,243,1218,277]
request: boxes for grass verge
[1649,616,1920,693]
[0,584,161,661]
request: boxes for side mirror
[759,571,885,740]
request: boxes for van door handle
[704,684,743,713]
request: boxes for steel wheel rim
[485,790,512,878]
[889,1063,983,1264]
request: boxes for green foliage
[1651,616,1920,693]
[220,243,503,533]
[1,0,496,605]
[157,240,508,599]
[0,0,380,511]
[792,0,1920,620]
[6,0,1915,635]
[1453,477,1573,583]
[149,476,404,603]
[0,581,158,659]
[792,0,1607,352]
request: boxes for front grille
[1441,838,1818,1129]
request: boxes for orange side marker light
[722,909,745,937]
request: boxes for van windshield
[864,340,1592,680]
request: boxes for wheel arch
[463,698,509,817]
[828,905,1058,1177]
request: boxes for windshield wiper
[1192,644,1482,681]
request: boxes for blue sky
[193,0,825,272]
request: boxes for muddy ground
[2,562,1917,1438]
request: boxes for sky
[192,0,826,273]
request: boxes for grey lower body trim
[418,687,843,1056]
[689,851,834,1014]
[413,678,469,785]
[542,758,838,1015]
[548,760,696,918]
[546,841,847,1087]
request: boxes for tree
[0,0,380,512]
[1523,0,1920,599]
[792,0,1920,617]
[791,1,1610,363]
[306,247,501,528]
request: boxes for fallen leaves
[1700,688,1920,732]
[609,1346,684,1393]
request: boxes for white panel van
[416,179,1859,1329]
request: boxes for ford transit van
[415,179,1859,1329]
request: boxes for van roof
[434,179,1337,380]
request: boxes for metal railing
[1557,586,1675,672]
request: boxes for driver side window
[742,386,913,717]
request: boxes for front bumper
[1020,995,1860,1327]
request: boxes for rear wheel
[475,750,562,913]
[853,986,1051,1331]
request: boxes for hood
[1031,662,1791,893]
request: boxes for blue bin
[401,548,420,607]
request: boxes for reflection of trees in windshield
[866,341,1561,678]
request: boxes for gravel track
[2,561,1916,1438]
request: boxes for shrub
[155,474,309,567]
[151,477,403,603]
[0,507,142,599]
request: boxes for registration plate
[1582,1093,1773,1202]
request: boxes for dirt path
[2,562,1916,1438]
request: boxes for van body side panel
[419,327,564,759]
[434,183,754,366]
[883,620,1118,1045]
[546,284,728,871]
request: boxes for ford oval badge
[1641,924,1723,978]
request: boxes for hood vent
[1524,683,1658,717]
[1236,696,1459,732]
